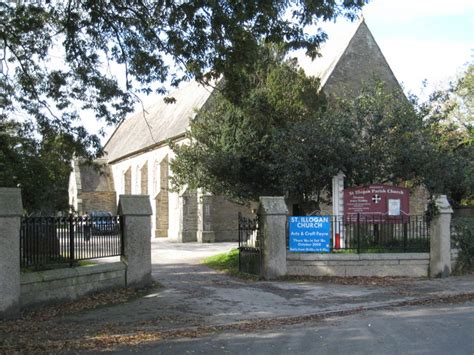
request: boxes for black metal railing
[20,215,122,269]
[238,213,261,275]
[333,215,430,252]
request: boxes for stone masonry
[0,188,22,318]
[118,195,153,287]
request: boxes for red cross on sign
[372,194,381,204]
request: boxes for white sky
[362,0,473,95]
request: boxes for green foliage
[425,199,440,223]
[452,217,474,274]
[421,63,474,206]
[171,48,435,210]
[329,82,432,188]
[171,46,345,207]
[0,119,80,213]
[202,248,239,271]
[1,0,366,153]
[1,0,366,213]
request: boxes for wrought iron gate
[238,213,262,276]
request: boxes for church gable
[322,20,400,97]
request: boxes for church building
[68,19,426,242]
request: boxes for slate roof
[293,19,361,89]
[104,80,214,163]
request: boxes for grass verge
[202,248,259,281]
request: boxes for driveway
[2,238,473,353]
[82,239,474,329]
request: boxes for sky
[360,0,473,96]
[93,0,474,142]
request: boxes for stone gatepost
[118,195,153,287]
[258,196,289,280]
[0,188,22,318]
[196,190,215,243]
[430,195,453,278]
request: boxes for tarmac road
[114,301,474,355]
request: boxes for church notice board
[343,184,409,223]
[288,216,331,252]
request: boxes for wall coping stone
[359,253,429,260]
[0,188,23,216]
[118,195,152,216]
[287,253,429,261]
[21,262,126,285]
[258,196,289,215]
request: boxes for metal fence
[328,215,430,253]
[238,213,261,275]
[20,215,123,269]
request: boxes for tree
[170,49,434,212]
[1,0,366,150]
[331,83,434,188]
[1,0,366,212]
[171,47,336,207]
[0,118,86,214]
[422,63,474,206]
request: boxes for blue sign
[289,216,331,252]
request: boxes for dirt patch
[0,283,162,354]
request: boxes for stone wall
[453,207,474,218]
[1,191,152,318]
[80,191,117,214]
[208,196,257,242]
[124,167,132,194]
[69,159,116,215]
[287,253,429,277]
[409,186,429,215]
[180,189,198,242]
[20,262,126,308]
[257,195,454,280]
[155,156,169,238]
[140,161,148,195]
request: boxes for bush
[452,217,474,274]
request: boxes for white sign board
[388,199,401,216]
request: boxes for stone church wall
[207,196,257,242]
[80,191,117,215]
[180,189,198,242]
[109,142,183,241]
[322,21,400,98]
[68,159,117,215]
